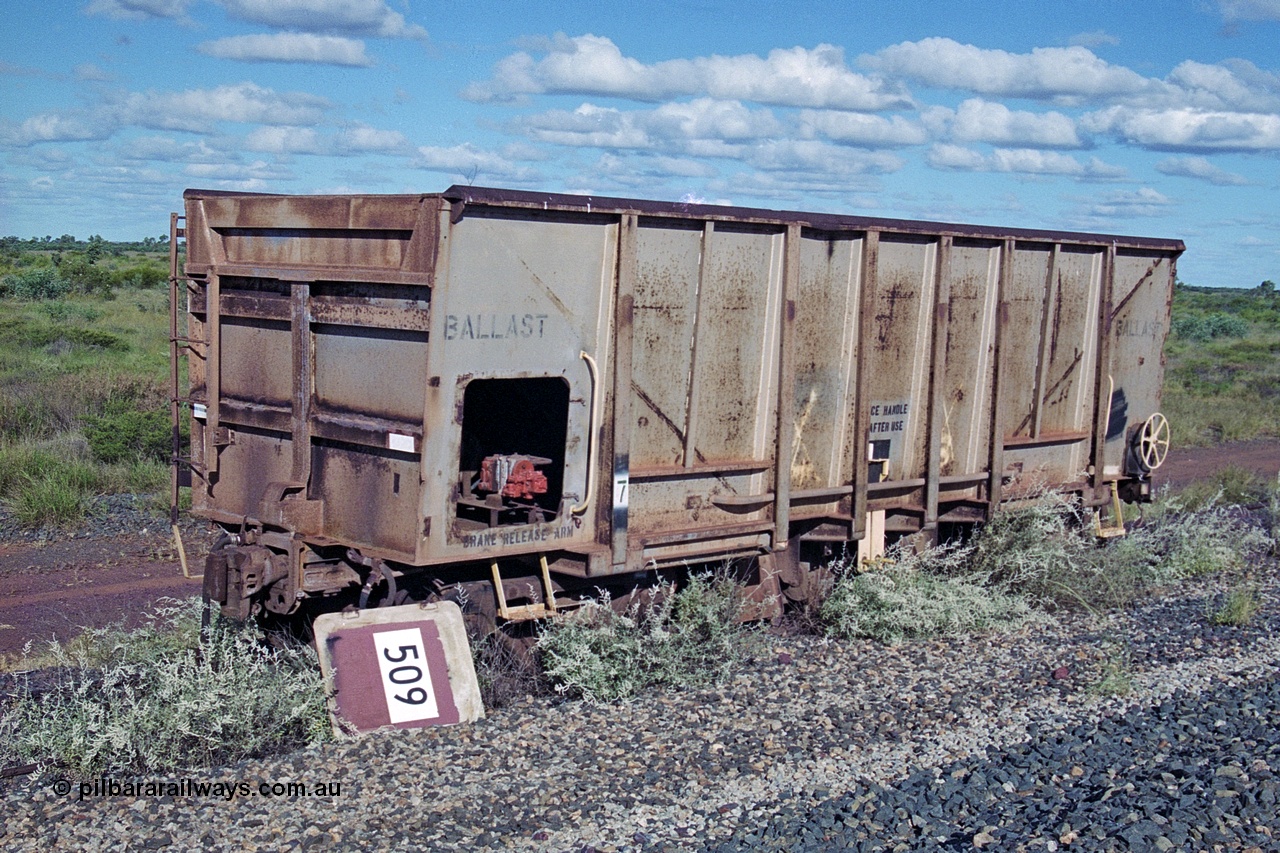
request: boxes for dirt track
[1,438,1277,662]
[0,532,205,660]
[1152,437,1280,492]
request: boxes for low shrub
[0,434,169,528]
[1,267,69,299]
[0,315,128,355]
[1268,477,1280,551]
[99,456,168,494]
[819,536,1036,645]
[0,396,51,443]
[466,620,546,710]
[1173,311,1249,341]
[536,572,754,702]
[38,301,102,324]
[56,256,112,294]
[110,262,167,290]
[0,599,332,777]
[965,490,1096,607]
[83,405,170,464]
[0,439,104,527]
[1128,491,1273,579]
[813,488,1275,643]
[1092,640,1133,696]
[0,444,73,497]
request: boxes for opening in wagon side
[455,377,570,529]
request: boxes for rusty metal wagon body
[171,186,1181,619]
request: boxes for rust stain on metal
[631,380,706,465]
[1111,259,1159,321]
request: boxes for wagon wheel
[1135,412,1170,472]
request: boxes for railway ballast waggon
[169,186,1182,623]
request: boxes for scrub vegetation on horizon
[1163,278,1279,447]
[0,235,176,527]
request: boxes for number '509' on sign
[372,627,439,723]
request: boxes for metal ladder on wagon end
[489,555,560,621]
[167,212,205,578]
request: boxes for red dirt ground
[0,531,206,661]
[1151,437,1280,492]
[1,439,1277,662]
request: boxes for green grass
[1173,464,1272,510]
[1209,584,1261,627]
[0,434,168,528]
[9,464,99,527]
[1163,282,1280,447]
[1,280,175,528]
[0,598,332,777]
[1092,641,1134,696]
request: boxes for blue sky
[2,0,1278,289]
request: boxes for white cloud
[1217,0,1280,21]
[198,34,372,67]
[926,144,1124,178]
[1083,106,1280,151]
[864,37,1150,101]
[991,149,1119,177]
[242,124,409,155]
[87,165,180,187]
[411,143,540,182]
[184,160,291,182]
[1166,60,1280,112]
[0,113,111,146]
[707,168,884,200]
[243,126,326,154]
[2,82,331,147]
[336,126,409,153]
[519,104,653,150]
[516,100,782,151]
[944,99,1084,148]
[649,156,717,179]
[120,136,227,162]
[202,177,272,191]
[85,0,191,20]
[464,34,912,111]
[73,64,113,82]
[583,152,717,187]
[118,83,331,132]
[9,148,77,172]
[215,0,427,39]
[925,143,988,171]
[1082,187,1175,218]
[644,99,783,141]
[744,140,902,176]
[798,110,927,147]
[1155,156,1250,185]
[1069,31,1120,48]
